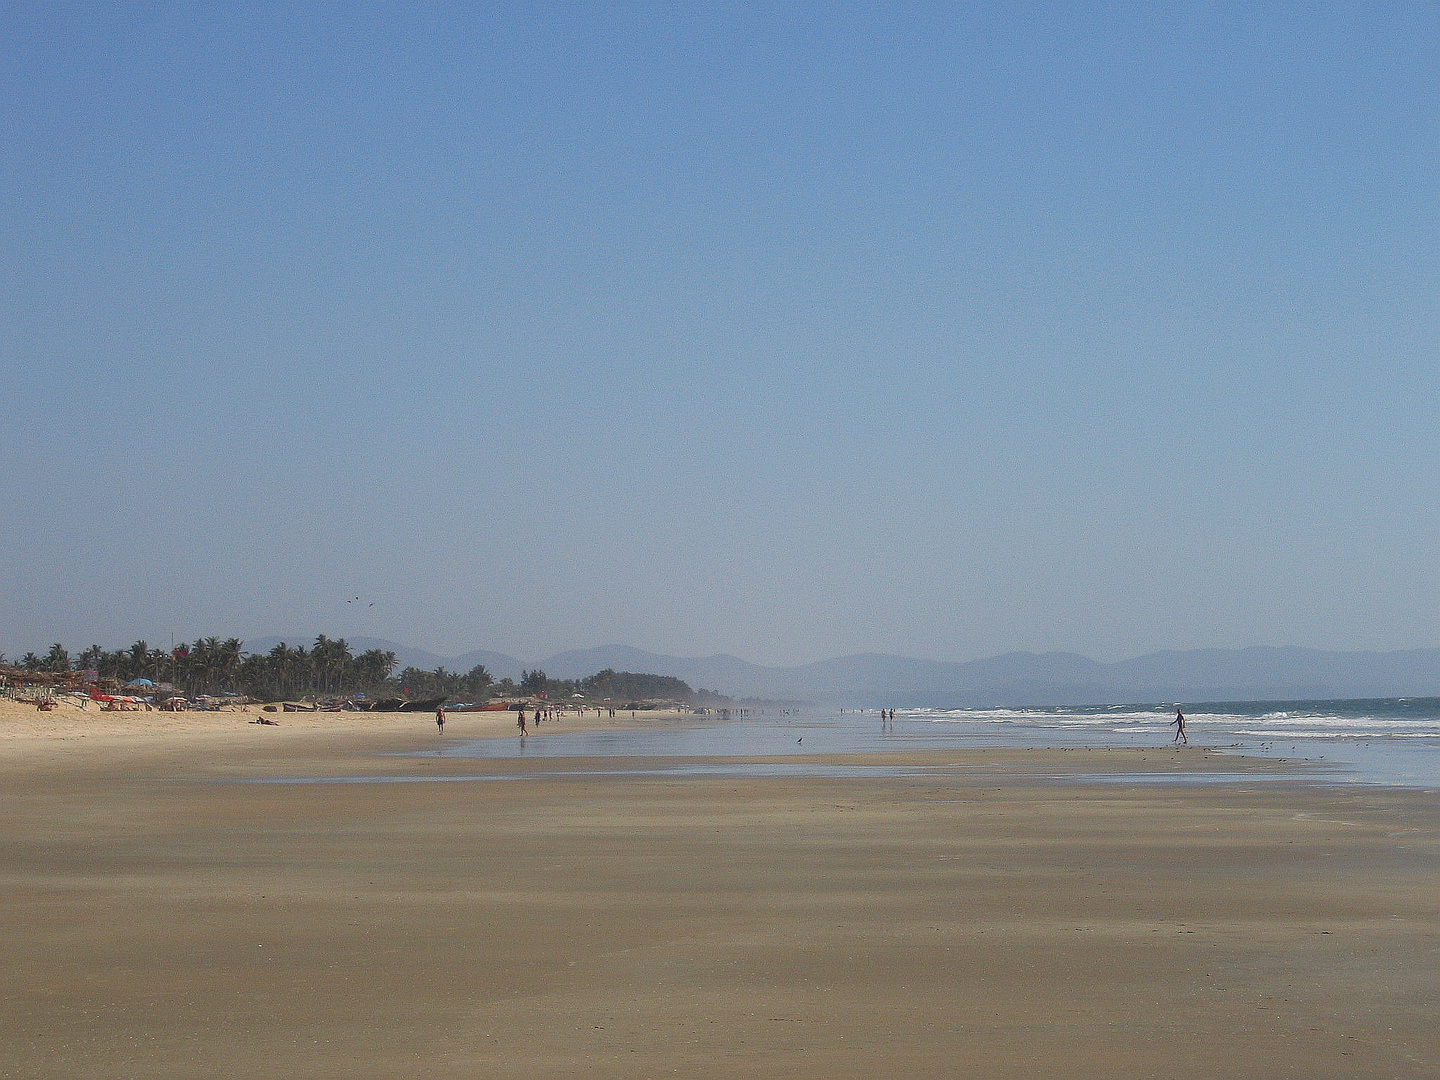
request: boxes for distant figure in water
[435,704,445,733]
[517,709,527,736]
[1172,706,1187,744]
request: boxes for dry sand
[0,697,680,744]
[2,703,1438,1077]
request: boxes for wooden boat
[396,696,448,713]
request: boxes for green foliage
[396,663,494,699]
[17,637,708,706]
[16,636,397,700]
[580,668,693,703]
[232,639,398,700]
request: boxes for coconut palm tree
[219,639,244,690]
[465,664,493,696]
[289,646,311,696]
[267,642,289,695]
[354,649,397,688]
[126,641,150,680]
[196,637,223,693]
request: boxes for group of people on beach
[434,704,556,737]
[433,702,616,737]
[517,706,564,735]
[440,700,1189,743]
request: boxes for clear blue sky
[3,2,1438,664]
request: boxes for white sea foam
[895,700,1440,785]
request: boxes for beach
[2,704,1438,1077]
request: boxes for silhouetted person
[1172,706,1188,744]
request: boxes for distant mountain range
[242,637,1440,705]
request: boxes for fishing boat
[396,696,448,712]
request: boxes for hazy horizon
[8,630,1440,675]
[6,5,1438,667]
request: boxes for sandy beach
[2,703,1437,1077]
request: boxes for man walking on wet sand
[1172,706,1187,744]
[435,704,445,733]
[517,709,527,736]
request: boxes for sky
[3,2,1439,665]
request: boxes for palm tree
[289,646,311,696]
[312,636,333,693]
[465,664,493,696]
[197,637,222,693]
[45,643,70,673]
[354,649,397,688]
[268,643,290,696]
[219,639,244,690]
[332,637,352,691]
[238,652,269,697]
[126,641,150,681]
[311,635,355,693]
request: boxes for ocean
[897,698,1440,788]
[416,697,1440,790]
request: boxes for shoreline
[0,697,1374,790]
[0,697,1317,786]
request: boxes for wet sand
[2,713,1437,1077]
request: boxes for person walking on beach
[435,704,445,733]
[1172,706,1188,745]
[517,709,527,736]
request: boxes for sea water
[418,698,1440,789]
[898,699,1440,788]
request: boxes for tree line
[351,665,704,704]
[2,641,713,705]
[3,637,400,699]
